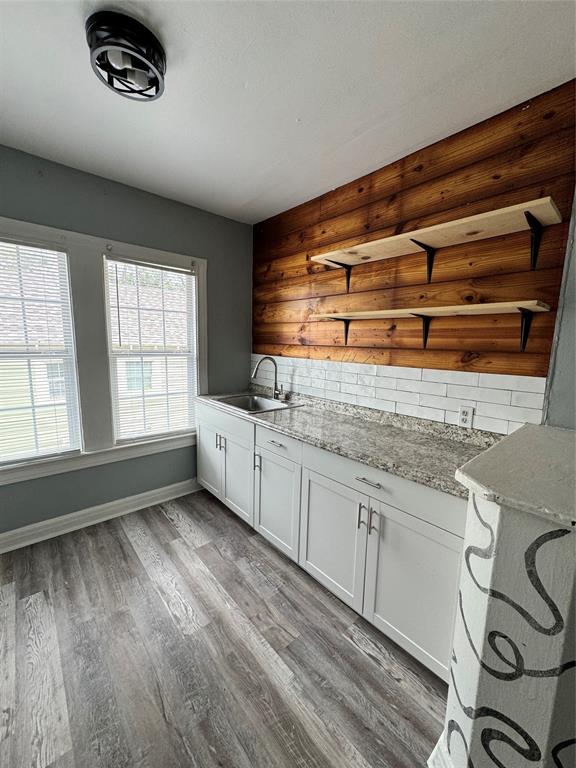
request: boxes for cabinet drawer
[256,425,302,463]
[197,402,254,445]
[302,443,466,538]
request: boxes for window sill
[0,432,197,487]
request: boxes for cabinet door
[299,469,369,612]
[220,431,254,525]
[197,420,222,497]
[254,448,301,561]
[363,500,462,681]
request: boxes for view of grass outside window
[105,258,198,441]
[0,240,81,464]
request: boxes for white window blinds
[105,257,198,441]
[0,240,81,464]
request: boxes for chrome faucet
[251,356,282,399]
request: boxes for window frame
[0,216,207,484]
[103,253,201,444]
[0,236,83,466]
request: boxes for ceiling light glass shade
[85,11,166,101]
[107,49,132,71]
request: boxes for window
[105,257,198,441]
[0,216,205,482]
[0,240,81,464]
[47,362,66,400]
[126,360,153,392]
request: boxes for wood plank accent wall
[253,80,575,377]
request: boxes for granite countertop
[198,394,489,499]
[456,423,576,525]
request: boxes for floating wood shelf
[311,197,561,282]
[311,300,550,321]
[311,300,550,351]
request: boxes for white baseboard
[0,478,201,554]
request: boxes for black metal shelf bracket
[328,261,354,292]
[341,318,352,346]
[410,239,436,283]
[519,309,534,352]
[414,315,432,349]
[524,211,544,271]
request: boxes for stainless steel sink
[215,394,293,413]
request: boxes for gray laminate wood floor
[0,490,447,768]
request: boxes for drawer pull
[268,440,286,448]
[355,476,383,489]
[357,502,367,529]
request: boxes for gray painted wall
[0,146,251,535]
[0,447,196,534]
[544,199,575,430]
[0,145,252,393]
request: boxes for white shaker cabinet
[197,420,222,497]
[220,431,254,525]
[299,469,369,613]
[254,446,301,561]
[363,500,462,680]
[197,403,255,525]
[197,400,465,681]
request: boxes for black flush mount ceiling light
[85,10,166,101]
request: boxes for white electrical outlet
[458,406,474,428]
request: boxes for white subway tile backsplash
[250,354,547,435]
[326,370,357,384]
[373,376,398,390]
[340,383,374,397]
[423,369,479,386]
[357,374,379,387]
[326,390,358,405]
[510,391,545,409]
[292,374,313,388]
[396,403,446,423]
[376,386,418,404]
[397,379,447,396]
[341,382,376,397]
[472,414,509,434]
[444,411,459,426]
[420,393,476,411]
[378,365,421,380]
[478,374,546,393]
[340,362,378,375]
[446,384,511,405]
[357,396,396,413]
[475,402,543,424]
[299,385,328,398]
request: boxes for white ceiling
[0,1,574,224]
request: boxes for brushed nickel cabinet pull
[268,440,286,448]
[369,507,379,534]
[357,502,367,529]
[254,454,262,471]
[355,476,383,490]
